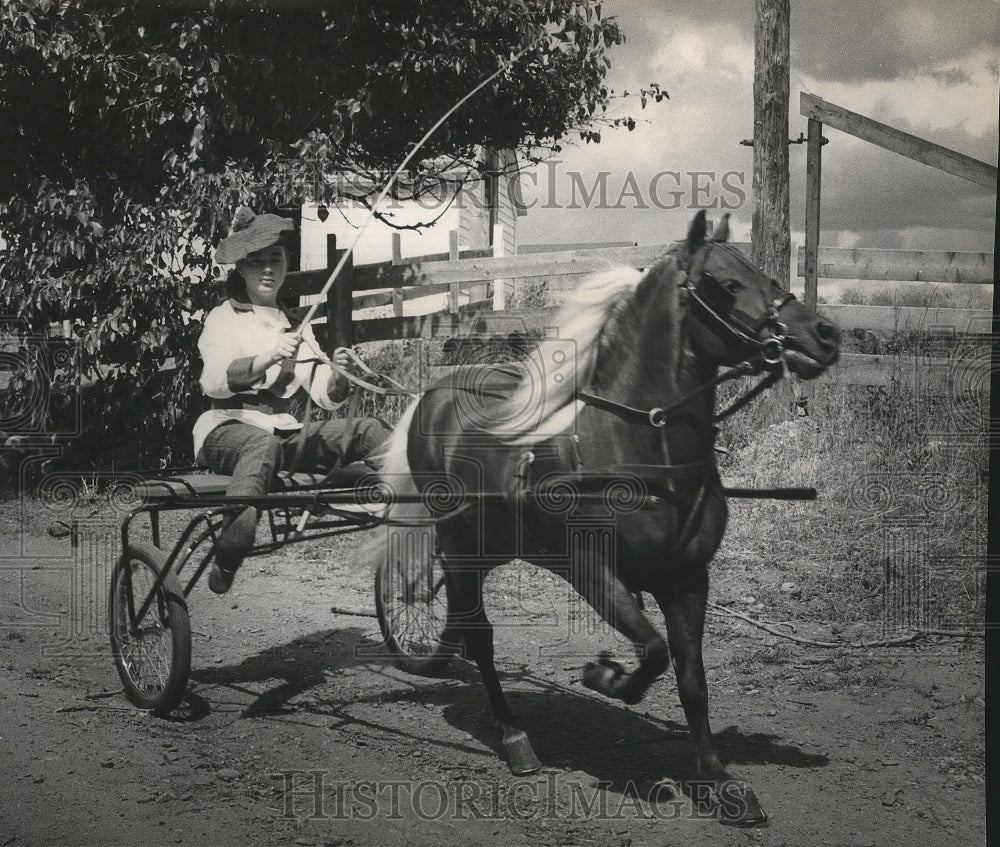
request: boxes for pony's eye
[723,279,741,293]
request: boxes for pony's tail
[378,399,426,519]
[356,398,434,575]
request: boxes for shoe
[207,562,238,595]
[207,506,259,595]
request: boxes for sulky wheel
[375,535,457,676]
[108,541,192,714]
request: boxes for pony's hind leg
[570,564,670,705]
[653,575,768,827]
[444,562,542,775]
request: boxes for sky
[517,0,999,269]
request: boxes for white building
[299,148,525,270]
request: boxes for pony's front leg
[655,576,768,827]
[444,563,542,776]
[571,565,670,705]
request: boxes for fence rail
[271,233,994,391]
[823,352,990,390]
[332,303,992,344]
[800,93,998,190]
[348,242,717,291]
[798,92,997,312]
[795,247,993,284]
[820,304,992,334]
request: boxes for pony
[375,211,840,826]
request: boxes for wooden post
[326,233,353,352]
[804,118,823,313]
[492,224,506,310]
[391,232,404,317]
[752,0,791,290]
[448,230,460,313]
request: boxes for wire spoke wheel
[108,541,191,714]
[375,531,456,675]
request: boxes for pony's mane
[488,265,647,445]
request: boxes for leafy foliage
[0,0,661,467]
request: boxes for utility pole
[751,0,791,289]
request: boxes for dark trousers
[197,417,389,499]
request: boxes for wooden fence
[799,92,996,313]
[281,230,991,392]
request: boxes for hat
[214,207,294,264]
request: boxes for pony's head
[678,211,840,377]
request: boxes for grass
[715,368,987,631]
[837,281,992,311]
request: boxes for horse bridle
[683,242,797,369]
[578,242,796,429]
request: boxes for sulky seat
[134,463,374,502]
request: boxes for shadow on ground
[189,626,828,796]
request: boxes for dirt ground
[0,496,984,847]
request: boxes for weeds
[730,643,796,674]
[717,365,987,632]
[839,281,992,311]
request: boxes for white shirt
[192,298,346,457]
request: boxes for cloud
[609,0,999,84]
[796,49,1000,139]
[518,1,996,251]
[650,22,755,84]
[788,47,997,249]
[791,0,999,82]
[928,67,973,87]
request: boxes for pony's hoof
[582,662,621,693]
[502,729,542,776]
[719,808,769,828]
[718,784,768,827]
[582,653,628,697]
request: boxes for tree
[0,0,661,468]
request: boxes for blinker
[697,272,736,314]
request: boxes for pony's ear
[711,213,731,243]
[687,210,708,250]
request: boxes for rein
[578,358,781,429]
[331,346,416,398]
[295,342,415,398]
[576,246,794,431]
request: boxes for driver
[194,207,389,594]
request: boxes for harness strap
[676,474,712,550]
[577,359,761,428]
[612,460,713,480]
[684,282,792,363]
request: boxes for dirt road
[0,500,984,846]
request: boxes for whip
[293,48,529,339]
